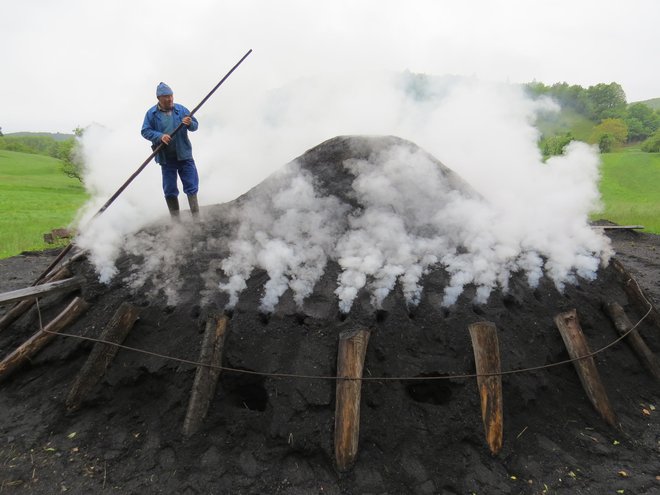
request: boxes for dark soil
[1,138,660,495]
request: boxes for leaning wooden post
[604,301,660,384]
[0,267,73,333]
[468,321,504,455]
[66,302,140,411]
[0,297,89,382]
[182,315,229,437]
[554,309,617,427]
[611,258,660,330]
[334,328,370,472]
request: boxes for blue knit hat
[156,82,173,97]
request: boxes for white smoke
[219,164,349,312]
[73,72,611,313]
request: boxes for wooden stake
[0,267,73,333]
[65,303,140,411]
[611,258,660,330]
[604,301,660,383]
[334,328,370,472]
[0,297,89,382]
[468,321,504,455]
[182,315,229,437]
[554,309,617,426]
[0,276,85,306]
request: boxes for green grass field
[594,148,660,233]
[0,150,88,258]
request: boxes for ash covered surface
[1,137,660,494]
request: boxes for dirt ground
[0,138,659,494]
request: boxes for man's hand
[182,116,192,126]
[161,134,172,145]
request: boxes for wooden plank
[182,315,229,437]
[468,321,504,454]
[65,303,140,412]
[0,276,85,306]
[0,297,89,382]
[604,301,660,383]
[334,328,370,472]
[592,225,645,230]
[0,267,72,333]
[554,309,617,426]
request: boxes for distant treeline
[524,81,660,154]
[0,129,83,180]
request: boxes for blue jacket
[141,103,198,164]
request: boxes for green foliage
[590,118,628,152]
[540,132,574,159]
[595,149,660,233]
[587,83,627,120]
[641,129,660,152]
[0,150,88,258]
[625,103,660,141]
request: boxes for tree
[641,129,660,152]
[60,127,85,182]
[0,127,3,137]
[540,132,574,159]
[625,103,660,142]
[587,83,627,121]
[590,118,628,152]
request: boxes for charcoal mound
[1,136,660,494]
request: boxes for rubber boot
[165,196,180,220]
[187,194,199,219]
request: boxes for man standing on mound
[141,82,200,219]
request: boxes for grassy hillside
[536,108,595,142]
[0,150,88,258]
[633,97,660,110]
[594,148,660,233]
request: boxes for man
[141,82,200,218]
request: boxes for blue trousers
[160,158,199,198]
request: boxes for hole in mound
[406,374,461,405]
[258,312,270,325]
[294,313,306,325]
[190,305,201,319]
[472,304,485,316]
[223,373,268,412]
[502,294,518,310]
[338,312,348,322]
[224,308,234,319]
[375,310,388,322]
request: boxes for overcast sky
[1,0,658,134]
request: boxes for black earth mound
[1,136,659,494]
